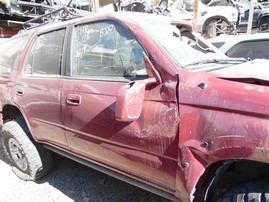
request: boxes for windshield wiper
[184,58,247,68]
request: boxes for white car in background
[207,33,269,60]
[198,2,238,37]
[159,0,239,37]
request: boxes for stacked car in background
[1,0,269,38]
[234,0,269,32]
[0,0,92,37]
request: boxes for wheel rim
[8,138,28,171]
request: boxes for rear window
[0,36,27,75]
[24,29,66,75]
[226,40,269,60]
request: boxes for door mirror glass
[116,52,161,122]
[115,80,146,122]
[115,78,157,122]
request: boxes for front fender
[177,72,269,199]
[179,104,269,200]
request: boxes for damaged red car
[0,12,269,202]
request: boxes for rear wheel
[217,180,269,202]
[1,117,54,181]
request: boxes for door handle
[66,94,81,106]
[16,89,24,96]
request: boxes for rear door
[61,20,179,192]
[15,28,67,148]
[0,36,28,127]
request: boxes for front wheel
[217,180,269,201]
[203,18,235,37]
[1,118,54,181]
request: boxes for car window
[226,40,269,60]
[0,36,27,75]
[71,20,147,79]
[24,29,66,75]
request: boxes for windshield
[127,13,231,68]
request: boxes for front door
[61,20,179,192]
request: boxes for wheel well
[202,16,229,33]
[2,105,23,122]
[194,160,269,201]
[258,15,269,27]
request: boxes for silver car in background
[208,33,269,60]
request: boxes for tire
[217,180,269,202]
[0,117,54,181]
[259,23,269,32]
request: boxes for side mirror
[115,80,146,122]
[115,52,161,122]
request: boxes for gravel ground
[0,138,172,202]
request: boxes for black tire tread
[1,117,53,181]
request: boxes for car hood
[210,59,269,85]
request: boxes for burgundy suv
[0,12,269,202]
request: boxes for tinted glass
[227,40,269,60]
[0,36,27,75]
[24,29,65,75]
[71,20,147,79]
